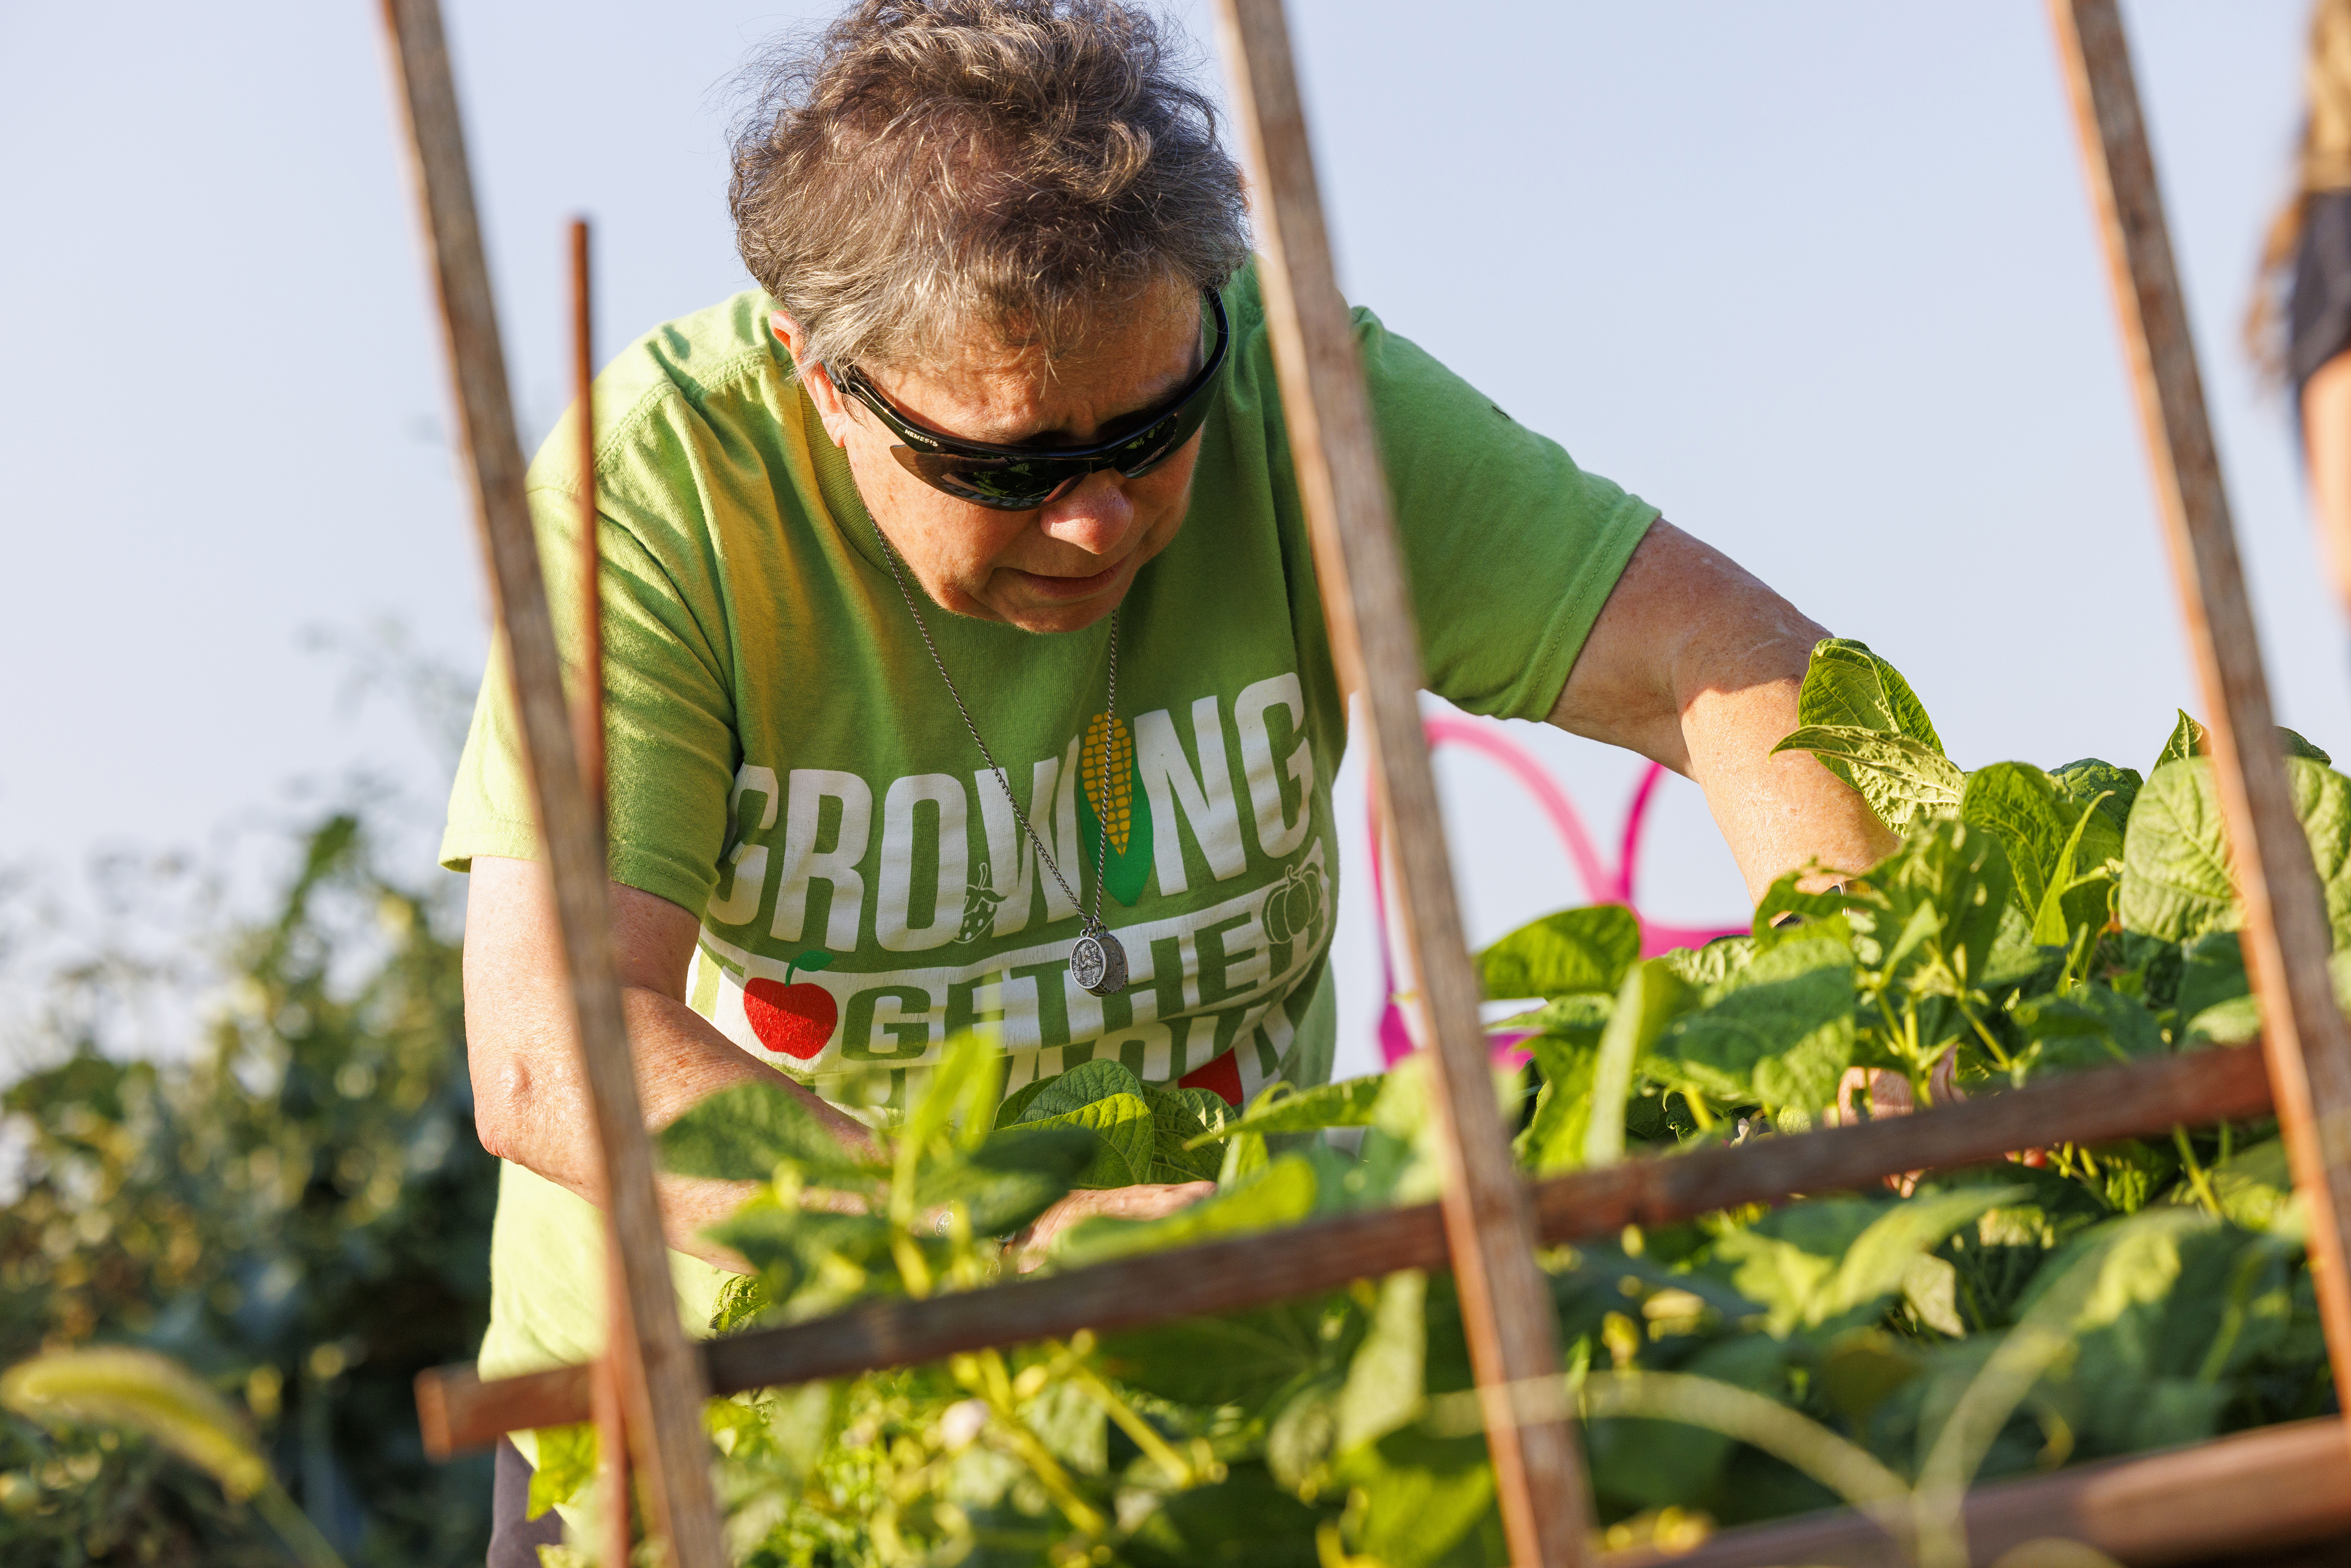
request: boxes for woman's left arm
[1546,519,1898,901]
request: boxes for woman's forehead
[885,284,1204,445]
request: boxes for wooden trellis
[378,0,2351,1563]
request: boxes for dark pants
[489,1436,567,1568]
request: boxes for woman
[2256,0,2351,614]
[444,1,1892,1554]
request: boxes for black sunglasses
[832,288,1229,512]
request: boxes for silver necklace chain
[868,517,1115,936]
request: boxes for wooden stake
[416,1044,2271,1454]
[1599,1415,2351,1568]
[569,216,636,1568]
[374,5,725,1564]
[571,218,606,829]
[1209,2,1587,1561]
[2048,0,2351,1405]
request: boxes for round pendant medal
[1071,929,1128,997]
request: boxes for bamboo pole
[374,6,724,1564]
[569,217,636,1568]
[1208,1,1585,1560]
[2048,0,2351,1406]
[415,1044,2272,1455]
[1599,1416,2351,1568]
[572,219,607,828]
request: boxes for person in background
[2256,0,2351,615]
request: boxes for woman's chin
[986,564,1132,632]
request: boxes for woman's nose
[1038,470,1135,555]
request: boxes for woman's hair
[2248,0,2351,381]
[730,0,1249,376]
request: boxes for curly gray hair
[730,0,1250,376]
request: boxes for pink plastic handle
[1371,718,1746,1066]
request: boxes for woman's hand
[1004,1181,1215,1273]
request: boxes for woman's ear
[770,310,853,449]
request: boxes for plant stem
[252,1480,349,1568]
[2173,1126,2223,1219]
[1066,1361,1199,1487]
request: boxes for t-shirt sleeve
[1357,311,1657,722]
[440,404,742,918]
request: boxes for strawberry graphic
[744,950,838,1060]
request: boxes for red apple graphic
[744,950,838,1060]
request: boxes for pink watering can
[1370,716,1746,1068]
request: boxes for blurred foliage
[0,811,494,1565]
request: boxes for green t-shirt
[442,261,1655,1391]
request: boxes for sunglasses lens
[894,448,1075,510]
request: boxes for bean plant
[512,641,2341,1566]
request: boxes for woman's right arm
[2306,351,2351,616]
[460,854,879,1271]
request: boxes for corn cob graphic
[1080,713,1135,854]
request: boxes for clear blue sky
[0,1,2327,1074]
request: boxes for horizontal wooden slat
[420,1045,2272,1455]
[1601,1415,2351,1568]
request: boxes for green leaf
[2297,756,2351,946]
[1220,1129,1271,1189]
[1813,1186,2026,1333]
[1961,763,2121,943]
[921,1124,1096,1234]
[2012,984,2164,1072]
[1100,1297,1344,1410]
[2120,759,2236,943]
[1331,1427,1504,1568]
[2156,710,2331,772]
[1052,1154,1318,1267]
[1585,960,1695,1166]
[1024,1092,1154,1190]
[2051,757,2143,841]
[656,1079,876,1183]
[704,1201,893,1301]
[1662,936,1757,989]
[1195,1075,1384,1146]
[1867,816,2017,994]
[791,948,837,973]
[1586,1335,1789,1514]
[1516,1037,1600,1174]
[1706,1188,2022,1338]
[1334,1271,1429,1453]
[2015,1209,2286,1455]
[2157,711,2208,771]
[2111,756,2351,944]
[527,1423,596,1518]
[1145,1084,1230,1179]
[1785,639,1951,833]
[1647,933,1857,1116]
[2171,1135,2301,1235]
[1547,1244,1757,1345]
[2173,932,2249,1030]
[903,1027,1001,1156]
[709,1272,773,1335]
[1001,1058,1147,1125]
[1506,990,1614,1046]
[1960,762,2071,918]
[1798,637,1946,754]
[1774,725,1966,834]
[1752,872,1872,939]
[1475,903,1641,1000]
[1120,1463,1337,1568]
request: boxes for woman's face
[773,277,1208,635]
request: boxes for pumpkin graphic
[1260,862,1326,946]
